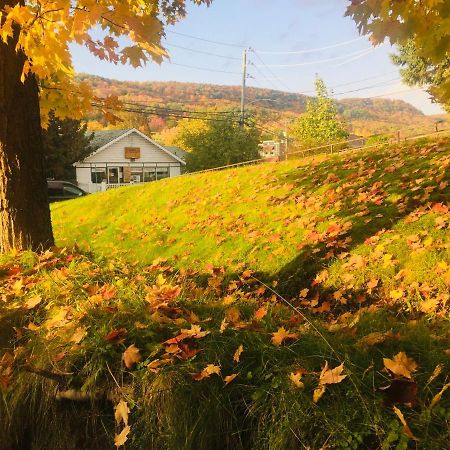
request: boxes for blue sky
[70,0,444,115]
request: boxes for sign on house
[124,147,141,159]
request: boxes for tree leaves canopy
[0,0,212,119]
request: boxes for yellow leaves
[356,331,399,348]
[429,381,450,409]
[271,327,298,346]
[114,400,129,426]
[390,289,403,301]
[289,371,305,389]
[313,362,347,403]
[122,345,141,369]
[114,425,131,448]
[24,295,42,310]
[70,327,87,344]
[383,352,418,379]
[233,344,244,363]
[319,362,347,385]
[193,364,221,381]
[392,406,417,441]
[224,373,238,385]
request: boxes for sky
[70,0,445,115]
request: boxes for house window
[156,167,169,180]
[108,167,119,184]
[143,168,156,182]
[91,169,106,184]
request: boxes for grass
[1,137,450,449]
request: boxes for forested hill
[78,73,439,136]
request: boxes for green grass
[1,137,450,449]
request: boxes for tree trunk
[0,4,54,253]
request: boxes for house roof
[165,146,188,161]
[78,128,186,165]
[90,129,133,150]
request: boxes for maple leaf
[114,400,130,426]
[24,295,42,310]
[114,425,131,448]
[271,327,298,346]
[233,344,244,363]
[253,306,268,321]
[383,352,418,379]
[224,373,238,385]
[289,371,305,389]
[70,327,87,344]
[192,364,221,381]
[319,362,347,385]
[122,345,142,369]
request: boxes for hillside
[78,74,440,137]
[1,137,449,449]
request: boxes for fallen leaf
[313,385,326,403]
[393,406,417,440]
[114,425,130,447]
[289,371,305,389]
[429,381,450,409]
[114,400,129,426]
[70,327,87,344]
[319,362,347,385]
[193,364,221,381]
[383,352,418,379]
[253,306,268,321]
[25,295,42,310]
[122,345,141,369]
[233,344,244,363]
[271,327,298,346]
[224,373,238,385]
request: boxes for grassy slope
[1,138,449,450]
[53,137,450,310]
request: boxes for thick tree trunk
[0,5,54,253]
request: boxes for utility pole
[240,48,247,126]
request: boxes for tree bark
[0,2,54,253]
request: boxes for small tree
[180,116,261,172]
[43,112,93,181]
[291,78,348,149]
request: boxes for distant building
[259,140,282,160]
[347,134,367,149]
[74,128,187,193]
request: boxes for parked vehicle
[47,180,87,202]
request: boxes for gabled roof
[165,146,188,161]
[78,128,186,165]
[90,129,133,150]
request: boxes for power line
[168,61,241,74]
[165,42,241,60]
[252,47,375,69]
[166,30,246,49]
[253,36,365,55]
[249,50,292,92]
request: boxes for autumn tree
[43,112,93,180]
[0,0,211,253]
[346,0,450,108]
[290,78,348,148]
[391,40,450,112]
[180,116,261,172]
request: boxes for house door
[107,167,120,184]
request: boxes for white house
[74,128,187,193]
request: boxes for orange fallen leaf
[114,425,130,447]
[319,362,347,385]
[289,371,305,389]
[233,344,244,363]
[114,400,129,426]
[122,345,141,369]
[70,327,87,344]
[383,352,417,379]
[193,364,221,381]
[25,295,42,310]
[393,406,417,440]
[224,373,238,385]
[271,327,298,346]
[429,381,450,409]
[253,306,268,321]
